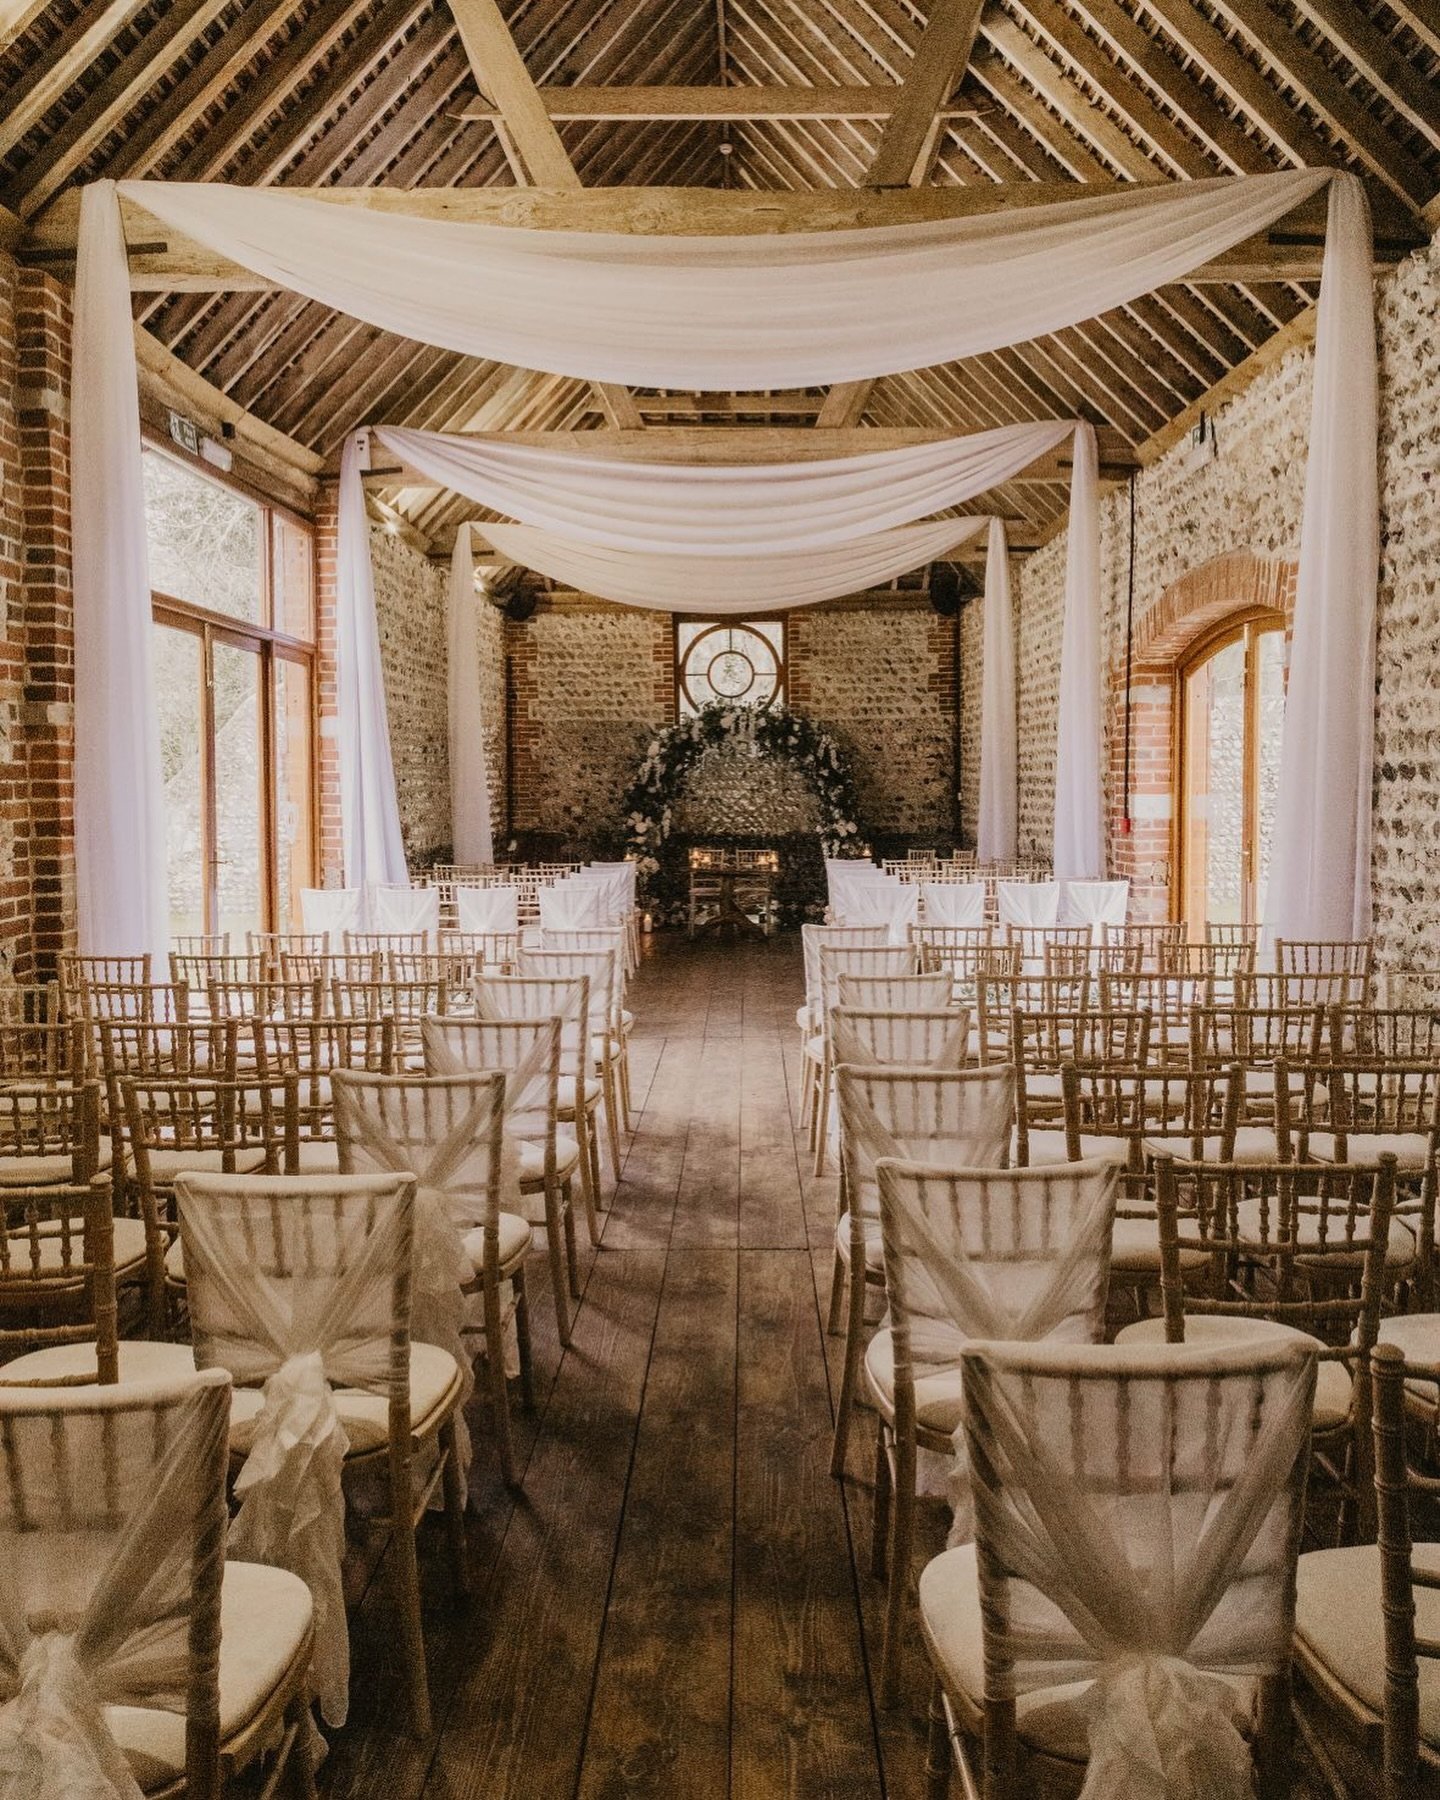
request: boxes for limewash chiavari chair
[829,1064,1012,1478]
[912,927,1017,1009]
[973,971,1091,1070]
[1189,999,1325,1122]
[207,975,324,1029]
[1291,1342,1440,1798]
[0,1365,319,1797]
[829,1009,971,1073]
[58,952,152,1013]
[1010,1006,1150,1166]
[280,948,382,998]
[456,883,522,938]
[424,1013,578,1347]
[1004,922,1089,976]
[439,928,521,980]
[799,923,889,1033]
[1207,920,1262,950]
[251,1011,396,1176]
[0,979,61,1025]
[0,1076,103,1188]
[1277,935,1374,991]
[1162,936,1257,1006]
[810,944,920,1173]
[0,1015,80,1082]
[124,1071,297,1329]
[1327,1002,1440,1064]
[0,1176,119,1384]
[1103,918,1184,971]
[300,884,362,940]
[168,949,261,995]
[519,947,627,1172]
[834,971,954,1016]
[870,1156,1119,1704]
[1098,966,1191,1063]
[333,1067,531,1487]
[1127,1153,1398,1537]
[993,878,1061,931]
[345,930,429,961]
[476,974,603,1246]
[248,928,327,980]
[331,972,448,1070]
[367,882,442,942]
[920,1335,1315,1800]
[177,1168,465,1737]
[918,880,987,929]
[536,927,637,1122]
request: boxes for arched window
[1177,610,1286,937]
[676,619,785,716]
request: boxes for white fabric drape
[995,881,1061,928]
[300,885,362,940]
[375,421,1070,552]
[977,518,1019,865]
[338,435,408,889]
[367,882,440,938]
[1265,174,1379,948]
[1052,423,1105,881]
[447,527,495,867]
[457,886,519,934]
[920,881,987,927]
[0,1370,231,1800]
[962,1338,1315,1800]
[72,181,169,967]
[1059,879,1130,930]
[120,172,1331,388]
[481,519,989,612]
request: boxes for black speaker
[929,563,961,618]
[504,588,537,622]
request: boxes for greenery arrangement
[621,702,868,919]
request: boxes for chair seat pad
[1026,1072,1065,1102]
[1306,1130,1434,1170]
[293,1138,341,1174]
[1115,1315,1352,1430]
[619,1009,635,1034]
[1141,1127,1280,1164]
[144,1146,269,1181]
[109,1560,314,1790]
[557,1078,603,1114]
[836,1210,884,1273]
[228,1341,462,1456]
[0,1153,81,1185]
[1295,1543,1440,1742]
[461,1212,533,1275]
[864,1328,964,1434]
[1373,1315,1440,1405]
[1019,1128,1128,1167]
[517,1133,581,1183]
[0,1337,194,1386]
[18,1213,148,1275]
[804,1033,826,1064]
[1235,1198,1416,1267]
[796,1002,818,1034]
[921,1542,1259,1766]
[1108,1216,1208,1274]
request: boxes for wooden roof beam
[451,84,983,120]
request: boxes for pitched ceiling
[2,0,1437,555]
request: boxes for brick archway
[1108,552,1296,922]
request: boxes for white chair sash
[830,1008,971,1070]
[300,886,362,939]
[420,1018,559,1177]
[1060,879,1130,933]
[962,1338,1316,1800]
[995,881,1061,928]
[0,1371,231,1800]
[367,883,440,939]
[176,1175,411,1726]
[876,1156,1117,1539]
[456,885,520,934]
[921,881,987,927]
[539,882,607,931]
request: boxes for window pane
[1183,636,1246,933]
[213,642,265,940]
[275,656,314,929]
[272,513,315,640]
[1254,628,1286,926]
[154,623,205,939]
[144,448,262,623]
[679,620,785,716]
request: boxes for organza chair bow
[928,1336,1316,1800]
[175,1170,418,1729]
[866,1155,1120,1703]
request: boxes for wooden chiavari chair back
[251,1012,396,1172]
[58,953,151,1013]
[207,975,324,1024]
[828,1008,970,1070]
[1327,1003,1440,1064]
[247,929,328,980]
[0,1016,81,1082]
[279,948,382,989]
[438,929,520,978]
[0,981,60,1025]
[1103,919,1184,971]
[0,1177,119,1384]
[168,949,262,994]
[1005,923,1091,975]
[0,1078,102,1186]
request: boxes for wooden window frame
[145,439,319,936]
[674,615,789,718]
[1173,605,1286,935]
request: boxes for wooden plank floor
[320,932,945,1800]
[319,931,1336,1800]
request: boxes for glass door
[1178,613,1286,937]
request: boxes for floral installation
[621,703,869,910]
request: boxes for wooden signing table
[688,847,779,940]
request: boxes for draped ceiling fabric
[1052,423,1105,882]
[120,171,1333,389]
[977,518,1019,865]
[447,527,495,866]
[72,169,1376,938]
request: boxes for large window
[1178,611,1285,937]
[677,618,785,716]
[145,446,317,941]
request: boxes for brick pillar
[0,253,27,981]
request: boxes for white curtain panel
[481,518,989,612]
[446,527,495,866]
[921,881,987,927]
[338,436,408,888]
[977,518,1019,865]
[995,881,1061,928]
[1265,176,1380,947]
[1052,423,1105,881]
[71,182,169,965]
[300,885,363,939]
[375,420,1069,553]
[120,171,1331,388]
[456,885,519,934]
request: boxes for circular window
[680,623,782,713]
